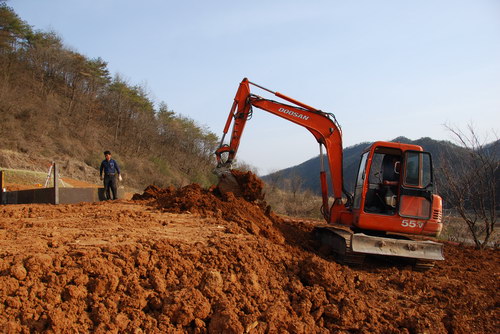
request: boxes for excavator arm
[215,78,348,222]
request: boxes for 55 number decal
[401,219,424,228]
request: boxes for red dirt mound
[149,182,283,244]
[229,170,265,202]
[0,172,498,333]
[131,184,172,201]
[132,170,280,242]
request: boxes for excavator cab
[350,142,442,236]
[318,141,444,269]
[357,149,402,215]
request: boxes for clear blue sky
[7,0,500,174]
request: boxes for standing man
[100,150,122,200]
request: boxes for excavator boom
[215,78,346,221]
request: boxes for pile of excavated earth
[0,170,498,333]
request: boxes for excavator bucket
[214,167,244,197]
[214,168,265,201]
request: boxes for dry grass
[440,210,499,248]
[264,186,324,220]
[1,168,50,188]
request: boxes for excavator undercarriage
[312,225,444,270]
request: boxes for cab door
[399,151,434,219]
[352,151,369,210]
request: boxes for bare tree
[440,124,498,249]
[287,172,304,200]
[266,169,284,193]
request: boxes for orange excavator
[215,78,444,270]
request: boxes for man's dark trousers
[104,174,117,200]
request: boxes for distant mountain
[485,139,500,160]
[262,137,472,195]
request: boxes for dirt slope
[0,171,498,333]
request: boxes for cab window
[403,151,432,188]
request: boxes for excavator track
[413,259,436,271]
[313,226,365,266]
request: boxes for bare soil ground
[0,171,498,333]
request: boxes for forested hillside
[0,4,218,189]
